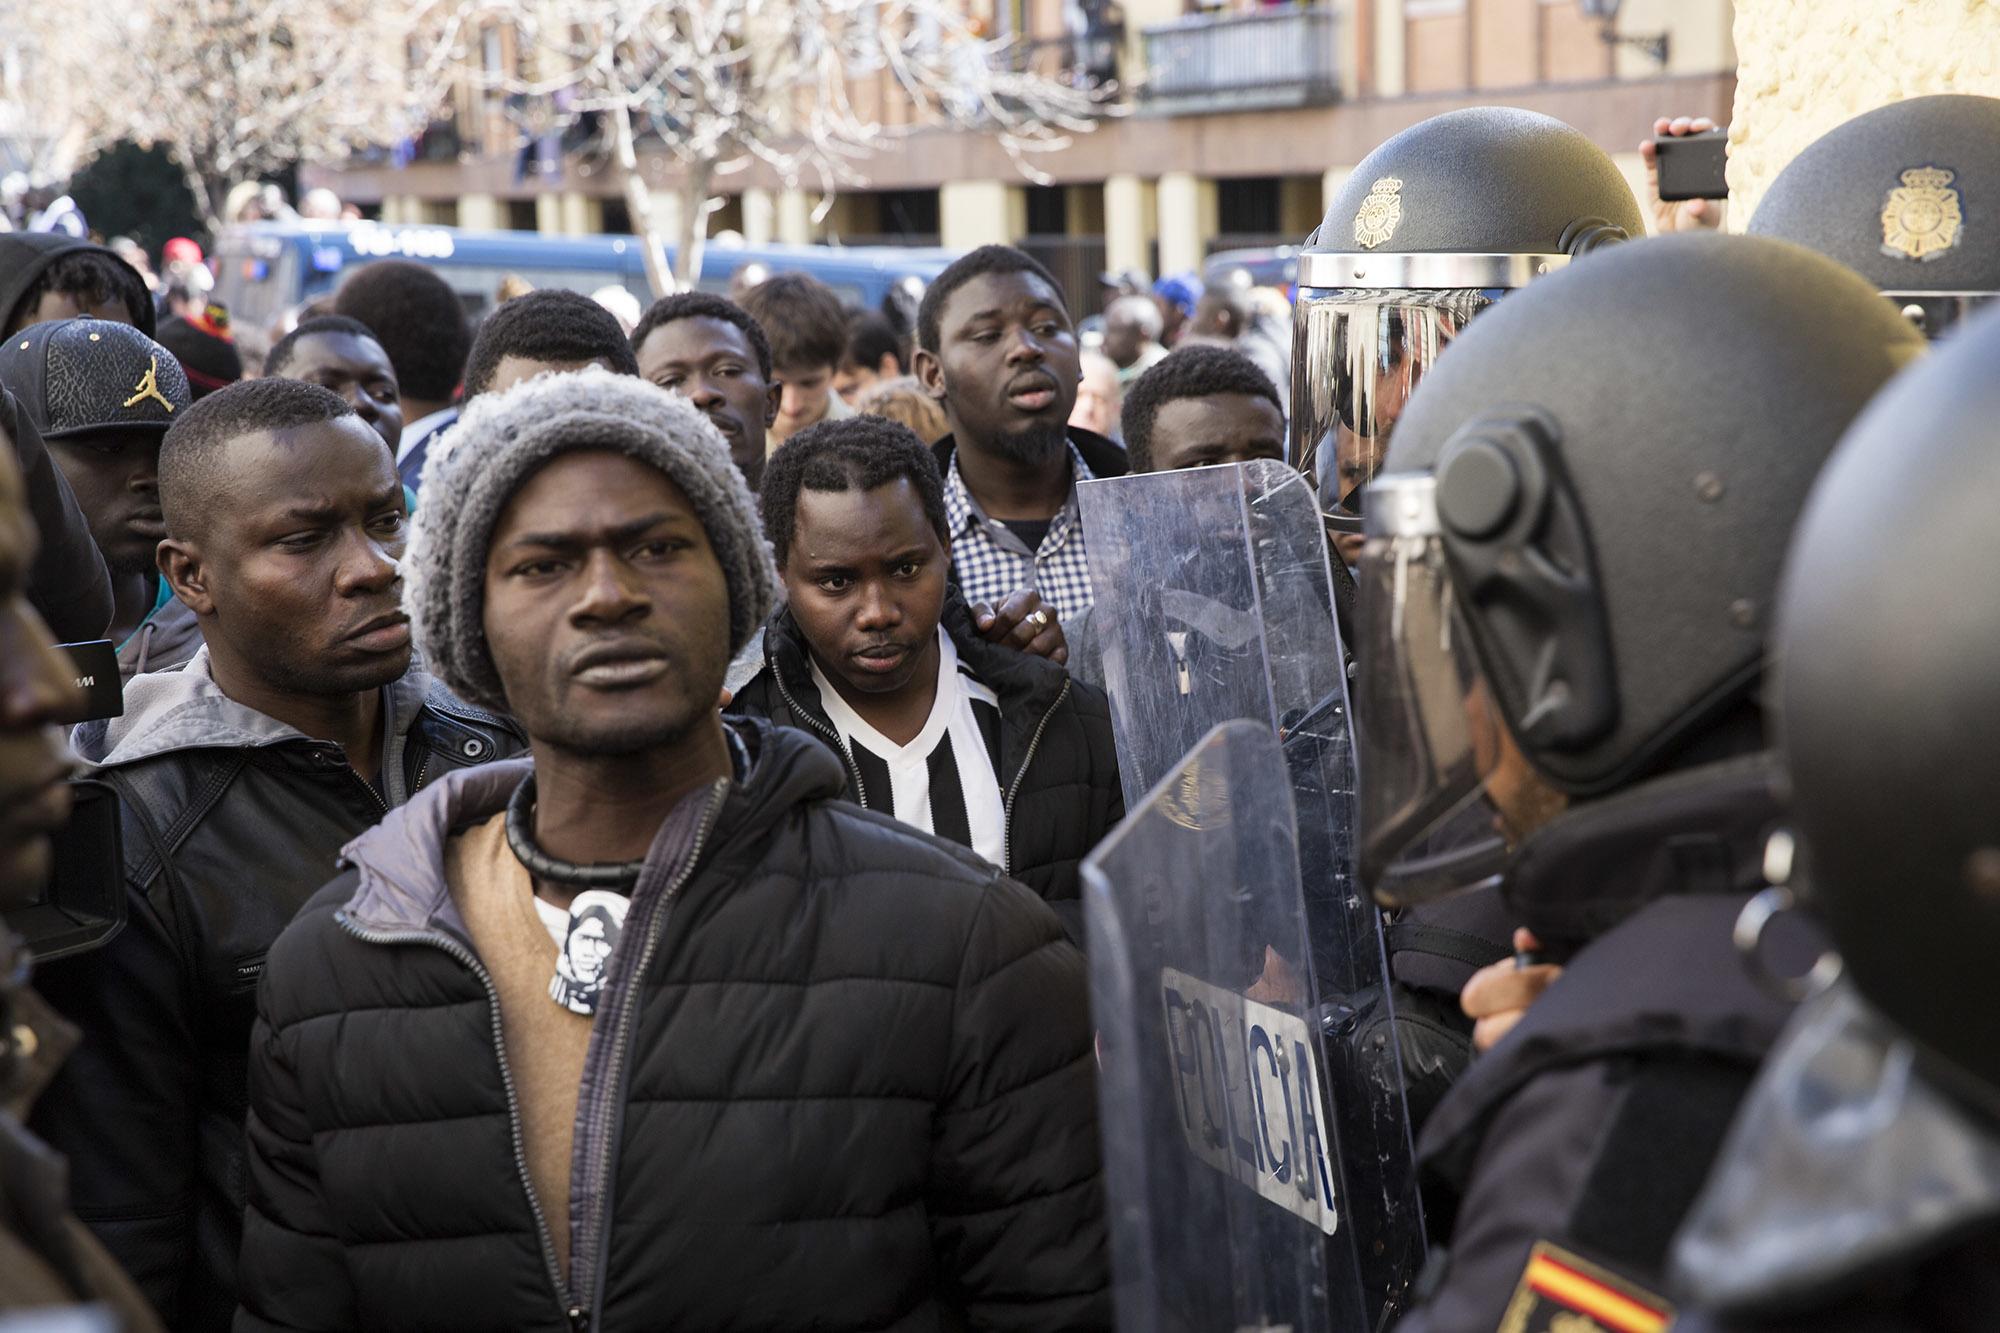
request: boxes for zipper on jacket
[1001,677,1069,875]
[578,779,731,1328]
[771,665,870,808]
[334,914,577,1325]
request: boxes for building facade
[309,0,1735,306]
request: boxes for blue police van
[210,221,962,332]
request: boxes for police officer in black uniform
[1291,107,1647,1123]
[1351,232,1926,1333]
[1666,306,2000,1332]
[1749,93,2000,339]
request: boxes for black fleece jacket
[728,596,1123,940]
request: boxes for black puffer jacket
[236,719,1109,1332]
[30,650,525,1331]
[728,596,1123,941]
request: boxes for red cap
[163,236,203,265]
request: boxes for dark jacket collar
[1501,753,1785,952]
[931,425,1129,484]
[338,718,846,938]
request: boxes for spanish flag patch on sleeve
[1496,1240,1672,1333]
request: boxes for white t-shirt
[809,629,1007,869]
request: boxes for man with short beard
[234,369,1108,1331]
[29,377,524,1330]
[913,245,1127,626]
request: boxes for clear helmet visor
[1290,287,1499,566]
[1353,472,1517,904]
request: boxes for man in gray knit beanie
[237,365,1110,1331]
[406,366,776,713]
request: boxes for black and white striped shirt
[809,629,1007,866]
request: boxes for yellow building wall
[1729,0,2000,221]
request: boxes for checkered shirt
[942,439,1099,623]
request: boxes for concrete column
[559,191,602,236]
[1728,0,2000,221]
[457,193,504,232]
[647,191,685,250]
[534,193,563,235]
[1104,174,1158,277]
[382,195,419,225]
[776,188,815,245]
[939,180,1026,250]
[1374,0,1407,98]
[1156,172,1218,279]
[741,188,776,245]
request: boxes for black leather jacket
[30,650,524,1331]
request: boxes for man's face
[783,479,947,700]
[635,317,779,489]
[1069,357,1120,439]
[279,333,404,454]
[17,290,131,334]
[569,918,611,981]
[0,448,86,902]
[771,361,835,443]
[915,271,1080,467]
[486,354,619,399]
[1146,393,1286,474]
[47,427,165,576]
[484,452,731,755]
[1101,311,1144,369]
[166,417,411,697]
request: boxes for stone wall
[1729,0,2000,221]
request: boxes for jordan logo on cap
[122,356,176,414]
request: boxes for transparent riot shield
[1077,459,1348,807]
[1086,722,1426,1332]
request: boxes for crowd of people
[0,91,1996,1333]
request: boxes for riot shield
[1086,722,1425,1332]
[1078,459,1348,807]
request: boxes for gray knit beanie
[404,366,777,714]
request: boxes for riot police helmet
[1776,304,2000,1096]
[1292,107,1644,549]
[1353,233,1925,904]
[1750,94,2000,339]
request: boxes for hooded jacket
[1390,756,1804,1333]
[28,649,525,1332]
[235,719,1110,1332]
[727,595,1123,941]
[0,232,154,338]
[116,588,201,678]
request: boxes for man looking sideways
[29,378,523,1329]
[263,314,404,455]
[913,245,1126,626]
[235,369,1108,1331]
[730,415,1122,936]
[630,291,780,489]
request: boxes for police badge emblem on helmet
[1881,166,1963,261]
[1354,177,1405,250]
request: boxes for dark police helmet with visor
[1291,106,1645,550]
[1353,234,1926,928]
[1750,93,2000,339]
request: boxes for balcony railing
[1141,4,1341,115]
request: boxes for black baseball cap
[0,317,191,439]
